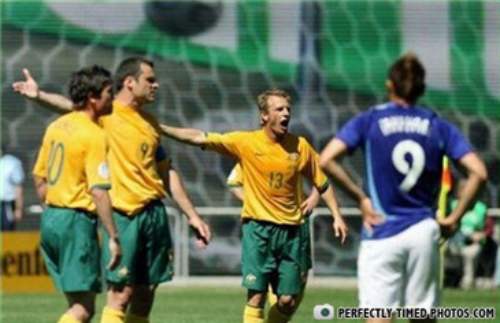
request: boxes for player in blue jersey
[320,53,487,322]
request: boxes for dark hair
[388,52,426,104]
[114,57,154,92]
[68,65,112,110]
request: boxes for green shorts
[301,217,312,271]
[241,220,303,296]
[102,200,173,285]
[40,207,101,292]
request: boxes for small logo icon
[118,266,129,278]
[313,304,334,320]
[244,274,257,285]
[98,162,110,179]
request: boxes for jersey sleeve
[336,112,369,153]
[85,131,111,190]
[226,163,243,187]
[298,138,329,193]
[439,119,473,161]
[204,132,245,158]
[32,132,50,178]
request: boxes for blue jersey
[337,102,472,240]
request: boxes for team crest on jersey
[244,274,257,285]
[118,266,129,278]
[98,162,110,179]
[288,153,299,161]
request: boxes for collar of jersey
[113,100,140,115]
[257,129,285,145]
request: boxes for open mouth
[280,119,290,130]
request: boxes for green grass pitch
[2,287,497,322]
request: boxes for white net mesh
[2,1,498,275]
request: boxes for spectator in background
[1,144,25,231]
[450,179,488,290]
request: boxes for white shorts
[358,218,441,309]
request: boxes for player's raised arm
[12,68,73,114]
[159,124,207,146]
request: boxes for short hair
[257,88,291,113]
[68,65,112,110]
[115,57,154,92]
[388,52,426,104]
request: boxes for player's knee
[247,290,266,308]
[108,285,134,309]
[278,295,295,312]
[71,303,95,322]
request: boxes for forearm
[169,169,200,220]
[450,152,488,222]
[307,186,320,201]
[322,160,366,202]
[320,185,343,220]
[33,176,47,205]
[35,91,73,114]
[228,186,244,202]
[159,124,206,146]
[15,186,24,212]
[449,174,485,222]
[92,190,119,239]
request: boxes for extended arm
[12,69,73,114]
[91,189,122,270]
[159,124,207,146]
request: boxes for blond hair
[257,88,291,113]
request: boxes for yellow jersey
[226,163,244,187]
[33,112,110,213]
[207,129,328,224]
[227,162,306,205]
[99,101,169,216]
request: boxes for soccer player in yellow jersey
[13,58,211,323]
[160,89,348,323]
[33,66,122,323]
[227,163,319,321]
